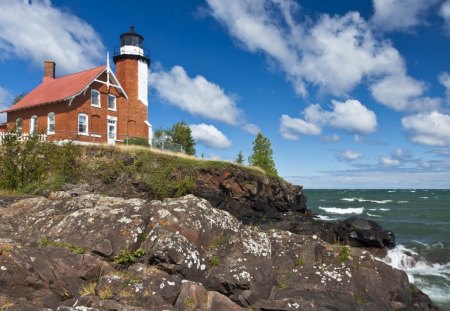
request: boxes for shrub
[113,248,145,265]
[126,137,149,147]
[338,245,351,263]
[209,256,221,267]
[295,257,305,266]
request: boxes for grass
[1,142,280,200]
[38,237,86,255]
[184,297,196,311]
[98,285,113,300]
[79,282,97,296]
[295,257,305,266]
[0,301,14,311]
[0,189,22,197]
[208,256,221,267]
[338,245,351,263]
[113,248,145,265]
[278,280,288,289]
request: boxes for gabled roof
[0,65,107,113]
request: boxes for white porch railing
[0,132,48,145]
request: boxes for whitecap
[366,213,381,217]
[420,196,429,199]
[340,197,392,204]
[398,201,408,204]
[318,206,364,215]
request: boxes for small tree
[248,132,277,176]
[171,122,196,155]
[235,150,244,165]
[10,92,27,106]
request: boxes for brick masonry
[6,61,149,144]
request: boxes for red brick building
[0,26,152,145]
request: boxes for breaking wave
[318,206,364,215]
[340,197,392,204]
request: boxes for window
[108,94,116,111]
[78,113,88,135]
[91,90,100,107]
[47,112,55,134]
[30,115,38,134]
[15,118,22,134]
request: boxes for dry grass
[0,301,14,311]
[79,282,97,296]
[98,285,113,300]
[0,189,21,197]
[118,287,134,298]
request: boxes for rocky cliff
[0,191,438,310]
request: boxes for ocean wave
[420,196,429,199]
[318,206,364,214]
[340,197,392,204]
[378,245,450,303]
[314,215,338,221]
[366,213,381,217]
[398,200,408,203]
[368,208,390,211]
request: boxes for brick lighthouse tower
[113,26,152,144]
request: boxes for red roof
[1,65,106,113]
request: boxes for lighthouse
[113,26,152,144]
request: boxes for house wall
[5,72,139,143]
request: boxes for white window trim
[16,118,23,133]
[30,115,38,134]
[47,112,55,135]
[107,94,117,111]
[91,89,101,108]
[78,113,89,136]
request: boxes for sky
[0,0,450,189]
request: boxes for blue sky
[1,0,450,188]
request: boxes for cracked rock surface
[0,193,438,310]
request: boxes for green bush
[0,134,81,192]
[126,137,149,147]
[113,248,145,265]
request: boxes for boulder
[333,217,395,249]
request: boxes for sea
[304,189,450,310]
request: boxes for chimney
[43,61,56,81]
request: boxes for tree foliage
[153,122,196,155]
[235,150,244,165]
[10,92,27,106]
[248,132,277,176]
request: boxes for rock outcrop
[0,193,438,310]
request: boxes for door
[107,118,117,145]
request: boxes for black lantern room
[113,25,150,65]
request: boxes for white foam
[398,201,408,203]
[379,245,450,282]
[340,197,392,204]
[366,213,381,217]
[420,196,429,199]
[314,215,338,221]
[368,208,390,211]
[318,206,364,215]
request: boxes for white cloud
[0,0,104,74]
[189,123,232,149]
[336,151,363,161]
[439,72,450,101]
[321,134,341,143]
[370,74,441,111]
[381,156,400,166]
[149,66,255,132]
[206,1,411,96]
[371,0,437,32]
[206,1,435,112]
[280,99,377,140]
[402,111,450,146]
[307,100,378,134]
[279,114,321,140]
[440,1,450,30]
[243,123,260,135]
